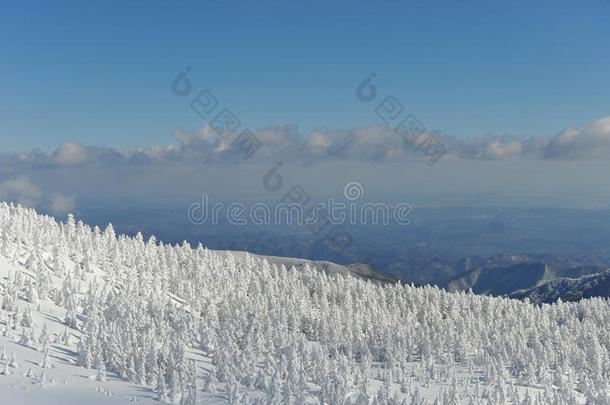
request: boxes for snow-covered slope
[224,250,396,284]
[0,202,609,404]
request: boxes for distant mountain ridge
[249,250,608,303]
[509,269,610,303]
[432,255,609,303]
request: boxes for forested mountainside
[0,202,608,404]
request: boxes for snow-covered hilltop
[0,202,608,404]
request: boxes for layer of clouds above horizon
[2,115,610,216]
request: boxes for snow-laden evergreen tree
[9,351,18,368]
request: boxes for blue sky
[2,0,610,152]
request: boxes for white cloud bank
[1,116,610,170]
[0,115,609,213]
[542,116,610,159]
